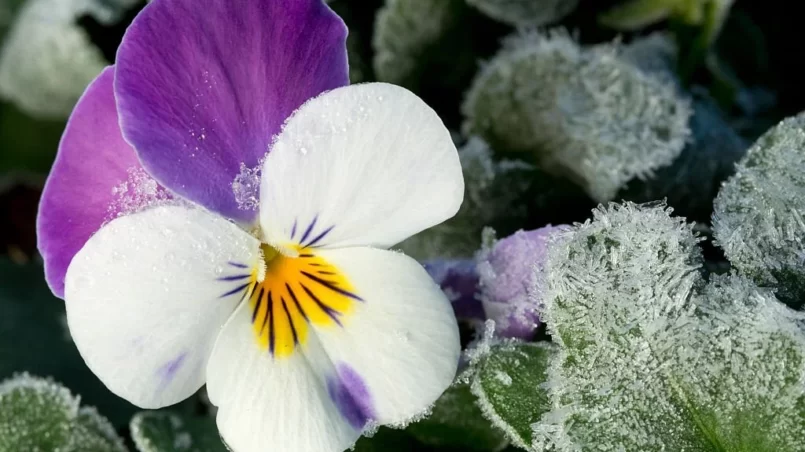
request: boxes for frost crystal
[624,95,748,220]
[0,0,138,118]
[466,0,578,27]
[107,167,174,222]
[232,162,262,211]
[536,202,805,451]
[463,31,692,202]
[713,112,805,306]
[399,137,534,259]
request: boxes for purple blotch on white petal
[477,225,568,339]
[326,363,376,430]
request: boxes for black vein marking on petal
[299,253,315,258]
[218,274,251,282]
[310,263,322,267]
[318,271,336,276]
[251,287,265,323]
[286,283,309,322]
[260,291,271,334]
[220,282,251,299]
[228,262,248,269]
[281,297,298,345]
[299,216,318,244]
[300,283,343,326]
[290,219,298,240]
[303,224,335,248]
[268,292,276,355]
[301,271,363,301]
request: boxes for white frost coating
[467,0,578,27]
[463,30,692,202]
[106,167,176,222]
[463,319,499,368]
[0,0,138,118]
[536,202,805,450]
[131,411,199,452]
[399,137,533,259]
[74,406,128,452]
[713,112,805,304]
[232,162,262,211]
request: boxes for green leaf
[408,381,509,451]
[713,112,805,307]
[131,411,227,452]
[470,342,554,451]
[466,0,578,27]
[71,407,127,452]
[0,373,79,452]
[0,258,138,427]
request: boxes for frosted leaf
[399,137,534,259]
[106,167,175,222]
[537,202,805,451]
[470,342,554,451]
[713,112,805,306]
[623,95,748,220]
[466,0,578,27]
[372,0,464,88]
[0,373,79,452]
[618,32,679,84]
[407,381,509,451]
[0,0,138,118]
[231,162,261,212]
[131,411,227,452]
[72,407,127,452]
[463,31,692,202]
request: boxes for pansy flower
[36,0,464,450]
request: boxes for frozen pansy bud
[477,225,566,339]
[423,259,484,321]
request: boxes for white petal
[313,247,461,424]
[205,246,460,452]
[64,205,260,408]
[259,83,464,251]
[206,303,360,452]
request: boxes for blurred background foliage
[0,0,804,450]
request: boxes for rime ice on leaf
[407,382,509,451]
[466,0,578,27]
[0,373,79,452]
[0,0,137,118]
[399,138,534,259]
[72,407,128,452]
[372,0,464,88]
[713,113,805,306]
[470,342,554,451]
[623,95,748,220]
[131,411,227,452]
[537,202,805,451]
[463,31,692,202]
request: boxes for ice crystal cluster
[714,113,805,306]
[0,373,126,452]
[524,203,805,451]
[463,31,692,202]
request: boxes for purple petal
[326,363,375,430]
[37,67,171,298]
[115,0,349,223]
[423,259,485,321]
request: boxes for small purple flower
[36,1,465,451]
[477,226,566,339]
